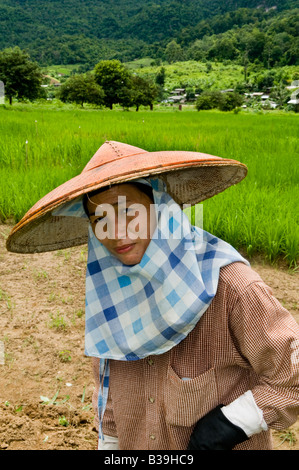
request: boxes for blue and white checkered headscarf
[53,177,248,441]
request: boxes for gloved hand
[187,405,249,450]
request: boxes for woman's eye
[119,207,133,216]
[125,207,136,217]
[92,216,104,224]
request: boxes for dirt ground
[0,223,298,451]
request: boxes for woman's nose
[114,217,128,240]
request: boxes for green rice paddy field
[0,105,298,267]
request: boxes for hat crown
[82,141,148,172]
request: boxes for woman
[6,141,299,450]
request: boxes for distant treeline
[0,0,298,67]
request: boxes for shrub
[218,92,244,111]
[195,90,224,110]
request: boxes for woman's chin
[113,244,145,265]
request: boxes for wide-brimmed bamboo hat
[6,140,247,253]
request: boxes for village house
[288,89,299,112]
[167,88,186,103]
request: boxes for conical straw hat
[6,141,247,253]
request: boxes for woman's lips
[115,243,135,254]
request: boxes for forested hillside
[0,0,298,66]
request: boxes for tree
[155,67,166,87]
[239,29,266,62]
[209,36,238,61]
[254,71,276,90]
[117,84,135,110]
[218,92,244,111]
[187,36,215,61]
[0,47,43,105]
[115,75,159,111]
[94,60,132,109]
[284,37,299,65]
[165,40,184,64]
[195,90,224,111]
[57,73,104,107]
[131,76,158,111]
[185,87,196,101]
[196,90,243,112]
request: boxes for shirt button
[150,434,156,440]
[149,397,155,403]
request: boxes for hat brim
[6,150,247,253]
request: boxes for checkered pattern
[53,196,89,219]
[53,177,248,441]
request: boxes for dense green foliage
[0,105,298,266]
[196,90,224,110]
[94,60,133,109]
[0,47,44,104]
[0,0,298,67]
[195,90,244,111]
[57,73,104,107]
[183,8,299,67]
[129,60,298,112]
[92,59,158,110]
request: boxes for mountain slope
[0,0,298,65]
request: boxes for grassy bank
[0,105,298,267]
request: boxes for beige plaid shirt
[92,262,299,450]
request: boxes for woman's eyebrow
[88,198,136,217]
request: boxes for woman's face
[86,184,156,265]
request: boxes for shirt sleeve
[221,390,268,437]
[229,280,299,431]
